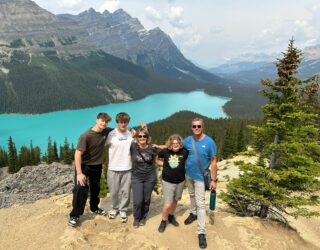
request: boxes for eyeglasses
[192,125,202,129]
[138,135,147,138]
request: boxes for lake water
[0,91,229,152]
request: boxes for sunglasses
[138,135,147,138]
[192,125,202,129]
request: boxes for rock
[0,162,74,208]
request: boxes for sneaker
[133,220,139,228]
[184,213,197,225]
[168,214,179,227]
[93,208,106,216]
[139,218,146,226]
[120,211,128,223]
[68,216,79,227]
[158,220,167,233]
[198,234,207,249]
[108,209,119,219]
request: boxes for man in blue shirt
[183,118,217,249]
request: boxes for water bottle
[209,190,216,211]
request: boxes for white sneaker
[120,211,128,223]
[108,209,118,219]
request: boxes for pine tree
[0,147,8,168]
[8,137,20,173]
[53,141,59,162]
[222,39,320,219]
[60,138,74,164]
[46,137,55,164]
[236,121,246,152]
[18,146,31,167]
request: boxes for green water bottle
[209,190,216,211]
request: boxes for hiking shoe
[139,218,146,226]
[168,214,179,227]
[68,216,79,227]
[108,209,118,219]
[133,220,139,228]
[93,208,106,216]
[198,234,207,249]
[184,213,197,225]
[158,220,167,233]
[120,211,128,223]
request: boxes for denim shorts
[162,180,185,204]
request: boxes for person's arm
[74,149,86,186]
[209,156,217,191]
[152,144,166,150]
[155,155,164,167]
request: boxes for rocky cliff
[0,0,95,62]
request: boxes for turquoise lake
[0,91,230,152]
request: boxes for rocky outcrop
[0,163,74,208]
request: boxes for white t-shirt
[106,129,133,171]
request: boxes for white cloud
[98,0,120,13]
[58,0,83,9]
[168,6,188,28]
[145,6,162,22]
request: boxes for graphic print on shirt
[168,154,180,168]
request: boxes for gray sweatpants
[186,175,206,234]
[107,169,132,212]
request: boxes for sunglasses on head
[138,135,147,138]
[192,125,202,129]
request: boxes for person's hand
[130,128,136,137]
[77,173,86,186]
[140,120,148,130]
[210,180,217,191]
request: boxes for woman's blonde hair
[135,129,151,144]
[165,134,183,150]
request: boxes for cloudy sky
[33,0,320,67]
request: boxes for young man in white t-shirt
[106,112,133,223]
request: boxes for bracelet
[212,179,218,182]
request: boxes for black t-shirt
[158,148,188,184]
[130,142,156,178]
[77,127,113,165]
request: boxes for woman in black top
[130,129,157,228]
[156,134,188,233]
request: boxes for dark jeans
[70,164,102,217]
[131,171,157,221]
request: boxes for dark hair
[97,112,111,122]
[116,112,130,123]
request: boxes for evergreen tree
[32,146,41,165]
[236,121,246,152]
[8,137,20,173]
[18,146,31,167]
[46,137,55,164]
[0,147,8,168]
[222,39,320,219]
[221,127,236,159]
[61,137,73,164]
[53,141,59,162]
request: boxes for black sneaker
[133,220,139,228]
[68,216,79,227]
[158,220,167,233]
[168,214,179,227]
[139,218,146,226]
[198,234,207,249]
[93,208,106,216]
[184,213,197,225]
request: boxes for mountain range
[210,45,320,84]
[0,0,229,114]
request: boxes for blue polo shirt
[183,135,216,181]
